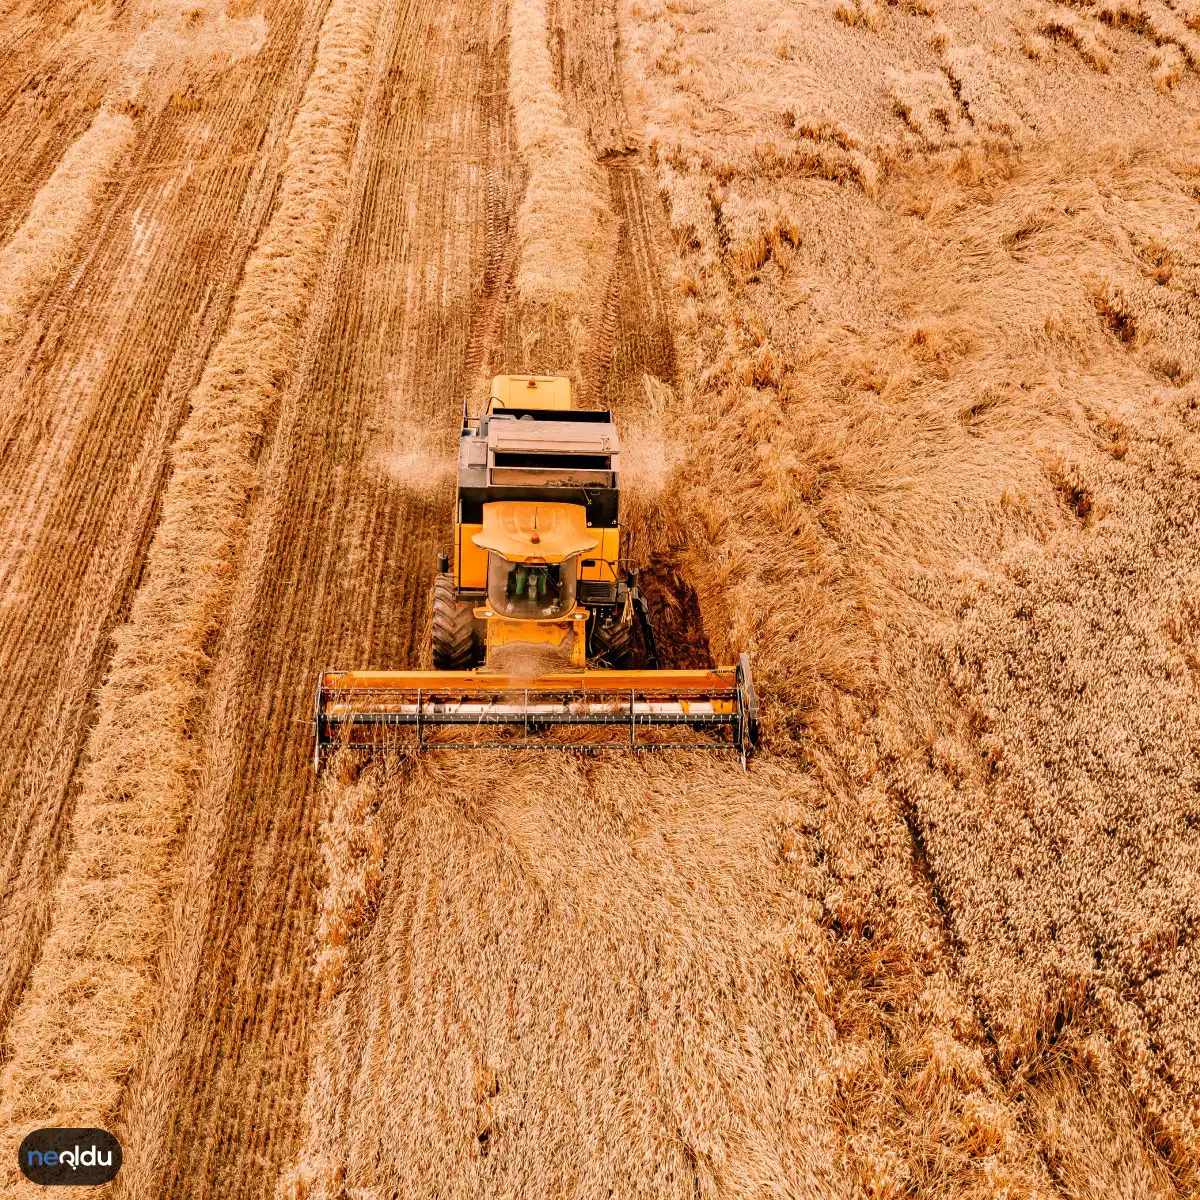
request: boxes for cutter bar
[313,656,759,766]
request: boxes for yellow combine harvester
[314,375,758,765]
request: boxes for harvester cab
[314,375,758,764]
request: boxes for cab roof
[471,500,598,563]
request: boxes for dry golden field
[0,0,1197,1193]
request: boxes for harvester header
[314,374,758,764]
[315,657,758,761]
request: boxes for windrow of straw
[0,0,384,1178]
[508,0,615,372]
[0,374,188,1038]
[0,109,134,352]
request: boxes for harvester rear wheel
[432,574,482,669]
[589,614,634,668]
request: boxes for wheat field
[0,0,1196,1193]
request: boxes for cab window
[487,553,578,619]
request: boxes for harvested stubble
[0,0,343,1141]
[0,0,263,264]
[0,0,383,1178]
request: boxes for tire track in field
[117,2,518,1195]
[547,0,636,158]
[546,0,668,400]
[545,0,696,651]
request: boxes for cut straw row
[0,110,135,352]
[508,0,614,312]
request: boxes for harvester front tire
[432,574,482,669]
[590,615,634,668]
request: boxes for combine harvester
[314,375,758,765]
